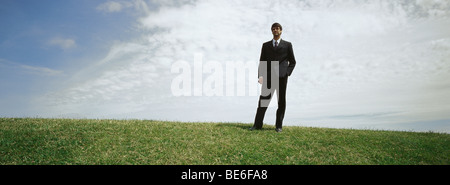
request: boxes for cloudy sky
[1,0,449,133]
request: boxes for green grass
[0,118,448,165]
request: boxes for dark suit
[253,39,296,129]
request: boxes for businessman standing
[250,23,296,132]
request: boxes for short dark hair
[271,22,282,30]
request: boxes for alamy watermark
[170,53,280,102]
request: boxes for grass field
[0,118,448,165]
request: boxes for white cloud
[37,0,450,133]
[19,64,64,76]
[0,59,63,76]
[97,1,123,12]
[48,37,76,50]
[96,1,134,13]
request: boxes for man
[250,22,296,132]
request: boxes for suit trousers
[253,76,288,129]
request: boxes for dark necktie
[275,41,278,48]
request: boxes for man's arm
[287,43,296,76]
[258,44,266,84]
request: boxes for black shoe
[275,128,282,132]
[249,127,260,131]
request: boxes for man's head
[271,22,282,37]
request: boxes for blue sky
[1,0,450,133]
[0,0,137,67]
[1,0,142,113]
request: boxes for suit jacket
[258,39,296,79]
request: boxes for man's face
[272,26,282,36]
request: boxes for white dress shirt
[273,38,281,47]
